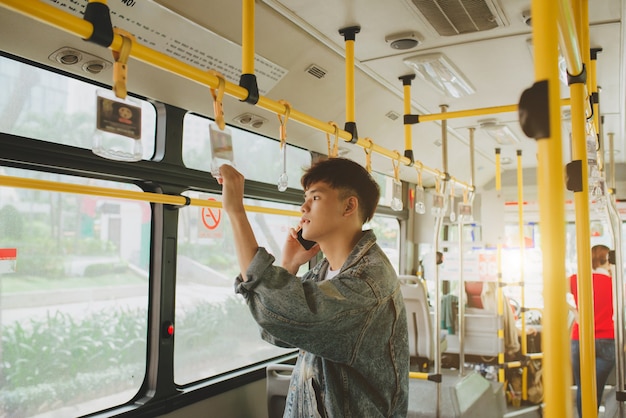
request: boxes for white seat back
[266,364,293,418]
[398,275,434,361]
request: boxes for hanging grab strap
[209,70,226,130]
[111,28,135,99]
[363,138,374,173]
[392,151,401,182]
[277,100,291,148]
[326,121,339,158]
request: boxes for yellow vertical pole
[241,0,255,75]
[339,26,360,141]
[345,39,355,122]
[345,41,354,123]
[400,74,416,162]
[239,0,259,104]
[570,0,597,416]
[516,149,528,400]
[403,83,411,152]
[530,0,572,416]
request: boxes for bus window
[368,215,400,274]
[0,56,156,158]
[182,113,311,189]
[0,167,150,417]
[174,193,302,384]
[370,171,392,208]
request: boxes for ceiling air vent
[409,0,508,36]
[306,64,327,79]
[385,111,400,121]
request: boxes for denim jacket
[235,230,409,417]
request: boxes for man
[218,157,409,417]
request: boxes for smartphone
[297,228,317,250]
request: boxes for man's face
[300,181,349,243]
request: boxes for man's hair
[301,157,380,224]
[591,244,610,270]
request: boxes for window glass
[368,215,400,273]
[0,55,156,158]
[175,192,302,384]
[0,167,150,417]
[371,171,392,207]
[182,113,311,189]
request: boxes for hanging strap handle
[326,122,340,158]
[112,28,135,99]
[392,151,401,182]
[277,100,291,149]
[363,138,374,173]
[209,70,226,130]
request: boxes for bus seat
[443,281,506,357]
[399,275,445,370]
[266,364,293,418]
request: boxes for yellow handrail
[0,175,301,217]
[415,99,571,123]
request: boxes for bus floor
[408,368,542,418]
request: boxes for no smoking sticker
[201,198,221,230]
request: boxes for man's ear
[344,196,359,216]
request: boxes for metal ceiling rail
[0,0,472,189]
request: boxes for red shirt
[570,270,615,340]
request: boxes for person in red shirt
[570,244,615,417]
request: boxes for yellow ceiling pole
[239,0,259,104]
[520,0,571,415]
[241,0,255,75]
[568,0,596,415]
[578,0,591,105]
[338,26,360,142]
[399,74,416,164]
